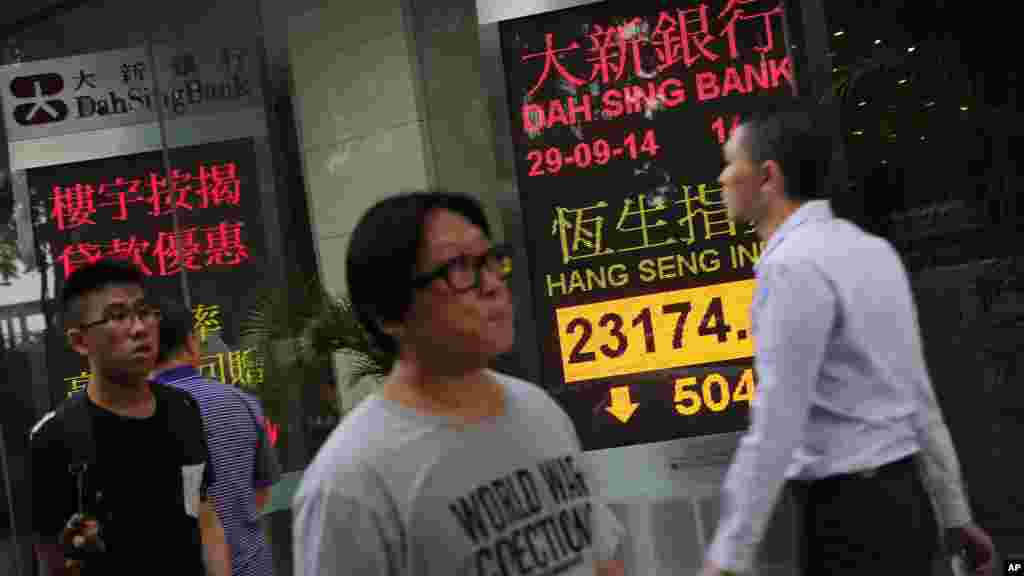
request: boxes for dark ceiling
[0,0,86,37]
[0,4,52,29]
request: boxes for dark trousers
[792,455,940,575]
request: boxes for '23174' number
[565,297,732,363]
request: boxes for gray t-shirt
[292,372,623,576]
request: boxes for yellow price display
[674,369,756,417]
[555,279,755,383]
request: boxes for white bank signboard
[0,44,262,142]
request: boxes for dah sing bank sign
[0,44,262,142]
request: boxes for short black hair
[157,298,194,364]
[61,259,147,329]
[739,106,835,201]
[345,190,491,355]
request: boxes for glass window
[0,2,322,573]
[826,4,1021,559]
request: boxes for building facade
[0,1,1018,574]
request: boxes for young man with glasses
[293,191,625,576]
[29,260,230,576]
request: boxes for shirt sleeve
[29,414,74,540]
[904,274,973,528]
[177,391,215,496]
[708,260,835,573]
[292,487,399,576]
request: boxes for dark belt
[793,454,917,489]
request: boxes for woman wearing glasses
[293,191,625,576]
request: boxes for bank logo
[9,73,69,125]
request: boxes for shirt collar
[150,364,200,385]
[755,199,833,270]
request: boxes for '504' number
[674,369,756,416]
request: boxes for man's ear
[67,328,90,358]
[378,319,403,340]
[760,159,784,195]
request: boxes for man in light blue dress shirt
[699,109,996,576]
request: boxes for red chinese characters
[98,177,143,222]
[586,19,651,85]
[197,162,241,208]
[519,3,787,96]
[108,236,153,275]
[718,0,784,60]
[146,169,195,217]
[204,222,249,266]
[650,6,720,71]
[48,161,243,228]
[521,33,588,98]
[152,227,204,276]
[56,243,105,277]
[51,184,98,231]
[57,220,251,279]
[48,159,254,279]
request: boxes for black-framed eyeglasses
[411,244,513,293]
[77,302,162,331]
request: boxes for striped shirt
[154,365,278,576]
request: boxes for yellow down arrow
[606,385,639,423]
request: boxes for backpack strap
[57,390,96,471]
[56,390,96,514]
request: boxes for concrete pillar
[287,0,433,415]
[288,0,432,295]
[287,0,512,395]
[405,0,505,236]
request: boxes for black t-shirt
[30,383,214,575]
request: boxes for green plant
[0,239,17,285]
[240,277,395,421]
[300,292,394,390]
